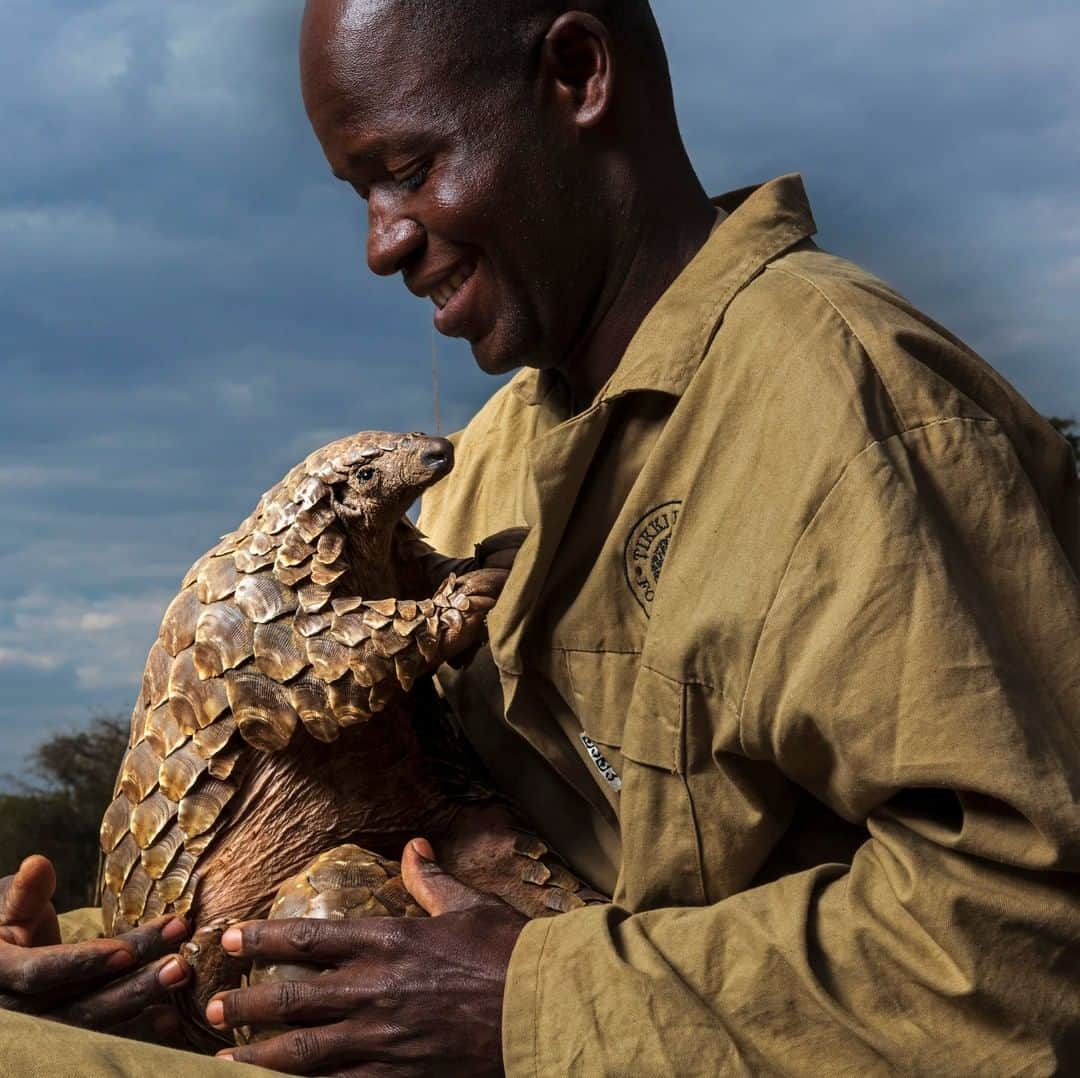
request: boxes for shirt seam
[733,415,998,755]
[767,264,909,434]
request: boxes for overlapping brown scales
[350,650,393,688]
[144,704,187,759]
[131,791,176,850]
[298,583,333,613]
[316,529,345,564]
[196,557,238,604]
[120,864,154,923]
[370,626,411,659]
[258,499,297,536]
[143,822,185,880]
[234,549,275,575]
[298,710,339,743]
[144,889,167,922]
[293,611,331,638]
[288,676,331,724]
[192,714,237,758]
[327,676,373,725]
[159,744,209,803]
[253,622,308,682]
[208,746,243,781]
[225,668,299,752]
[159,587,200,657]
[169,649,229,732]
[104,832,140,895]
[178,776,236,839]
[274,560,314,587]
[246,531,273,558]
[290,476,329,513]
[394,652,424,693]
[120,739,161,804]
[158,850,196,903]
[194,602,254,678]
[100,795,130,854]
[276,529,315,568]
[310,560,348,586]
[305,637,352,682]
[369,679,399,714]
[330,612,370,647]
[142,641,173,710]
[234,573,298,625]
[128,699,149,750]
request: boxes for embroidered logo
[623,501,681,617]
[580,733,622,793]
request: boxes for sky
[1,0,1077,774]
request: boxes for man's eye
[357,467,376,482]
[397,164,429,193]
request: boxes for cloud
[0,0,1077,774]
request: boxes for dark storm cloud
[1,0,1077,767]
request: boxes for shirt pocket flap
[564,649,640,748]
[621,665,683,773]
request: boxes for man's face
[301,1,608,376]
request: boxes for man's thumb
[401,839,486,916]
[0,856,58,945]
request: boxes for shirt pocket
[615,665,708,910]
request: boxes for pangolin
[98,430,604,1050]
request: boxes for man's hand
[206,839,528,1077]
[0,855,193,1040]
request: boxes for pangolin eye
[357,467,376,482]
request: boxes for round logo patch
[623,501,681,617]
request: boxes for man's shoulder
[718,240,1022,436]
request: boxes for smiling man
[1,0,1079,1075]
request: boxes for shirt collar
[511,173,817,406]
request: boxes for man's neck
[558,177,717,410]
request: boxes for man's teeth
[431,267,473,310]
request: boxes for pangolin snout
[420,437,454,477]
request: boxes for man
[2,0,1078,1074]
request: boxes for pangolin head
[312,430,454,532]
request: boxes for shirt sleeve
[502,417,1080,1076]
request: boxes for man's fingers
[221,1019,411,1075]
[114,915,190,965]
[220,916,403,965]
[0,937,140,997]
[49,954,191,1031]
[207,971,361,1032]
[0,857,56,926]
[401,839,489,917]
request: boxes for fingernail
[106,949,135,972]
[216,1051,235,1061]
[206,999,225,1028]
[162,917,188,943]
[410,838,435,861]
[220,927,243,954]
[158,959,188,988]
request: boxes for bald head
[302,0,669,104]
[298,0,712,394]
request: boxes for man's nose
[366,193,424,277]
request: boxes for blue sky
[1,0,1077,772]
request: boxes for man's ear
[541,12,614,129]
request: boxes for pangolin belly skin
[98,430,605,1050]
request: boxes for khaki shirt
[419,175,1080,1076]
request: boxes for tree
[0,715,128,912]
[1047,416,1080,473]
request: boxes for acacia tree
[1047,416,1080,472]
[0,715,128,911]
